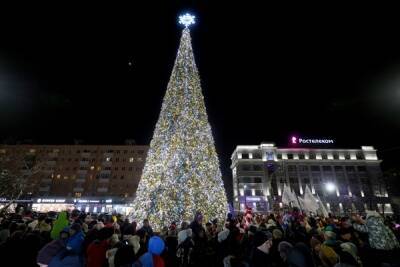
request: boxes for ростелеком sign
[291,136,334,144]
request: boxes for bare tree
[0,153,43,214]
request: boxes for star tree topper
[178,13,196,28]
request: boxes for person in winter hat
[278,241,293,263]
[352,210,399,250]
[334,242,361,267]
[352,211,400,266]
[48,223,85,267]
[106,234,123,267]
[37,229,70,267]
[114,235,141,267]
[50,211,69,240]
[135,236,165,267]
[86,227,115,267]
[319,244,339,267]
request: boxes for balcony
[47,160,57,166]
[39,186,50,192]
[73,187,84,192]
[79,161,89,166]
[81,152,90,158]
[97,187,108,193]
[102,161,112,167]
[77,170,88,175]
[237,170,264,177]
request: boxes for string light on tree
[132,13,228,230]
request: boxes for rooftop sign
[291,136,334,145]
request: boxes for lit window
[129,157,134,163]
[64,176,68,180]
[106,157,111,162]
[90,166,95,170]
[57,174,61,179]
[97,166,101,171]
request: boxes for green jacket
[50,211,69,240]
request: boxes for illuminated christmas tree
[132,14,228,230]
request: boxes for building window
[114,167,118,170]
[116,158,120,162]
[288,165,296,172]
[298,165,308,172]
[333,153,339,160]
[253,165,262,171]
[129,157,134,163]
[120,175,124,180]
[311,166,320,172]
[106,157,111,162]
[75,192,82,198]
[322,166,332,172]
[357,166,367,172]
[322,153,328,160]
[242,153,249,159]
[299,154,305,160]
[242,165,251,171]
[277,154,282,160]
[345,166,355,172]
[129,167,133,171]
[334,166,343,172]
[253,152,262,159]
[287,154,293,159]
[309,152,316,159]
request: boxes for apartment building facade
[0,144,148,213]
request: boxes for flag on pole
[316,194,329,217]
[303,185,319,213]
[281,184,292,206]
[290,188,301,209]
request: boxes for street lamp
[244,185,247,210]
[325,182,336,193]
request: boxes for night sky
[1,3,400,185]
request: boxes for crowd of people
[0,205,400,267]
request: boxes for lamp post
[324,182,336,214]
[244,185,247,210]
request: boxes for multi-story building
[0,144,148,213]
[231,143,392,214]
